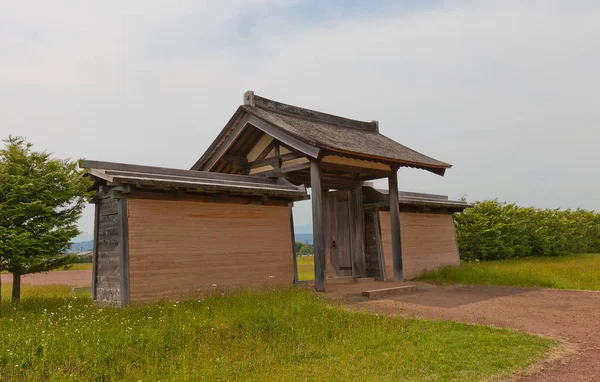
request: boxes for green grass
[0,287,554,381]
[419,253,600,290]
[297,256,314,281]
[57,263,92,271]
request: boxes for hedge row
[455,200,600,261]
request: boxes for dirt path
[1,270,91,287]
[353,282,600,381]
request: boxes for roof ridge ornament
[243,90,255,106]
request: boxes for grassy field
[297,256,314,281]
[58,263,92,271]
[0,286,554,381]
[419,253,600,290]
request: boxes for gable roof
[191,91,452,176]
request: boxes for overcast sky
[2,0,599,235]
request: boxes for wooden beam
[249,152,305,169]
[82,159,277,185]
[310,160,326,292]
[92,202,100,300]
[388,166,403,281]
[289,204,299,287]
[260,162,312,176]
[247,115,320,158]
[319,162,391,178]
[285,172,365,189]
[119,197,130,306]
[222,155,248,169]
[255,140,277,161]
[322,155,391,171]
[246,133,274,162]
[205,114,251,171]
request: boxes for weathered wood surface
[310,160,326,292]
[92,203,100,299]
[379,211,460,280]
[373,210,386,280]
[95,198,122,304]
[363,209,382,279]
[349,187,366,278]
[323,190,353,278]
[388,169,403,281]
[126,198,294,302]
[126,190,291,206]
[321,155,391,171]
[249,92,379,132]
[83,158,274,185]
[119,197,130,306]
[246,114,320,158]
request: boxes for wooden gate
[323,189,366,278]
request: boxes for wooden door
[324,190,353,277]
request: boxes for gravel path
[355,282,600,381]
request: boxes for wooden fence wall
[379,211,459,280]
[126,198,295,302]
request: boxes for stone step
[362,285,417,299]
[327,277,376,285]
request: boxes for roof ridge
[244,91,379,132]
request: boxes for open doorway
[292,196,314,281]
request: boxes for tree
[0,137,92,301]
[298,244,313,256]
[294,241,304,254]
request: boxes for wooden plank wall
[95,198,122,304]
[363,209,381,279]
[126,198,294,302]
[379,211,459,280]
[348,187,366,278]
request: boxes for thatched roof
[192,91,452,176]
[81,160,307,200]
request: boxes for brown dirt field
[1,270,91,287]
[350,282,600,381]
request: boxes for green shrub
[456,200,600,261]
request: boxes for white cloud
[1,0,599,232]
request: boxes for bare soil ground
[1,270,91,287]
[351,282,600,381]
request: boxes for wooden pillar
[289,203,299,287]
[91,202,100,300]
[118,196,130,306]
[310,159,326,292]
[388,166,403,281]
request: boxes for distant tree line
[456,200,600,261]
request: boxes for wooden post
[388,166,403,281]
[311,159,326,292]
[289,203,299,287]
[119,197,130,306]
[91,202,100,300]
[372,210,387,281]
[452,214,461,263]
